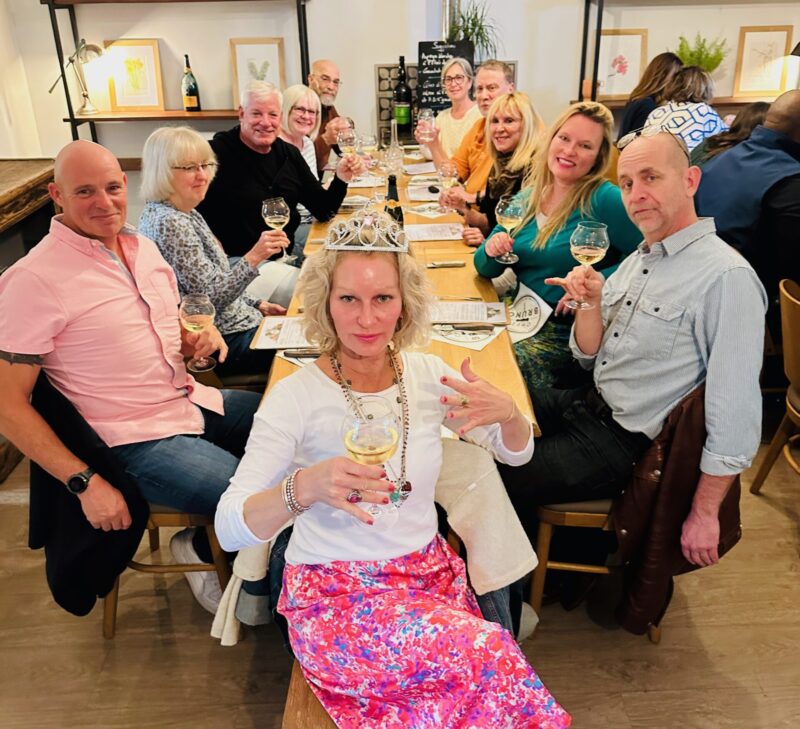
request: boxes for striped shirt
[570,218,766,476]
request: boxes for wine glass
[179,294,217,372]
[336,128,358,157]
[261,197,295,265]
[359,133,378,168]
[493,195,525,265]
[341,395,400,519]
[416,108,436,144]
[436,161,460,213]
[565,221,610,310]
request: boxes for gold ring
[460,395,469,407]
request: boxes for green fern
[673,33,729,73]
[446,0,500,60]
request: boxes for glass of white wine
[341,395,400,519]
[565,221,610,310]
[494,195,524,265]
[261,197,295,265]
[436,161,460,213]
[337,128,358,157]
[359,133,379,168]
[179,294,217,372]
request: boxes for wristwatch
[66,467,96,495]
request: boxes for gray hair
[281,84,322,140]
[240,80,283,109]
[441,57,474,85]
[140,126,216,203]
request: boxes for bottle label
[183,95,199,109]
[394,103,411,125]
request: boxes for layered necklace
[330,349,412,506]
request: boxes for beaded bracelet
[282,468,309,516]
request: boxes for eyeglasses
[617,126,690,161]
[443,74,467,86]
[171,162,218,174]
[312,73,342,88]
[291,105,318,117]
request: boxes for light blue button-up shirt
[570,218,766,476]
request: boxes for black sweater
[198,127,348,257]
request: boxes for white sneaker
[516,602,540,643]
[169,527,223,615]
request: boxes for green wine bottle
[182,54,201,112]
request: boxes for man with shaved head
[308,59,351,175]
[499,130,766,570]
[0,140,261,613]
[696,89,800,338]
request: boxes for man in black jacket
[198,81,364,260]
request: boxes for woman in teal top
[474,101,641,391]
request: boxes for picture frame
[597,29,648,101]
[230,37,286,107]
[105,39,165,111]
[733,26,794,97]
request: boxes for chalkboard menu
[417,40,475,113]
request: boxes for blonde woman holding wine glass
[215,238,570,728]
[474,101,641,390]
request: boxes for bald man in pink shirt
[0,141,262,613]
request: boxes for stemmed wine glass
[565,221,610,310]
[179,294,217,372]
[359,133,378,168]
[493,195,524,265]
[336,128,358,157]
[261,197,295,265]
[341,395,400,520]
[416,108,436,144]
[436,161,460,213]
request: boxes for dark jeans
[499,385,651,541]
[216,327,275,379]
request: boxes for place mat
[348,175,384,188]
[404,223,463,241]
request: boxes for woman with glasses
[433,57,482,158]
[139,126,292,380]
[279,84,322,262]
[474,102,641,391]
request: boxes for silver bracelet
[282,468,309,516]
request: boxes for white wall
[0,0,41,157]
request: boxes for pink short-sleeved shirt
[0,217,224,447]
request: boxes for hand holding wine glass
[493,195,525,265]
[436,162,460,213]
[179,294,217,372]
[564,222,609,310]
[262,197,295,265]
[416,109,436,144]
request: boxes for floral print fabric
[278,535,571,728]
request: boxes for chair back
[780,279,800,389]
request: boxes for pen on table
[435,295,483,301]
[427,260,466,269]
[435,324,496,332]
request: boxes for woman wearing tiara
[215,221,571,727]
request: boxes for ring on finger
[460,395,470,407]
[346,489,362,504]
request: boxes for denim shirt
[570,218,766,476]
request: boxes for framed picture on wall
[105,39,165,111]
[597,29,648,101]
[230,37,286,107]
[733,26,794,97]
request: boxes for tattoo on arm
[0,351,44,366]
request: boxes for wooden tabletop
[265,169,538,432]
[0,159,55,235]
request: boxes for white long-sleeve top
[215,351,534,565]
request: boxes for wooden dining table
[263,167,538,432]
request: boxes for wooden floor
[0,447,797,729]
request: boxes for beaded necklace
[330,349,412,506]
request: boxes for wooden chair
[528,498,662,644]
[750,279,800,493]
[102,504,231,639]
[282,662,336,729]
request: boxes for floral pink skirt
[277,534,571,728]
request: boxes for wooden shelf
[64,110,239,123]
[46,1,264,5]
[590,96,777,112]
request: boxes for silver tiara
[324,208,408,252]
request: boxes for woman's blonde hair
[140,126,216,203]
[662,65,714,104]
[299,249,433,354]
[484,91,544,180]
[521,101,614,250]
[281,84,322,140]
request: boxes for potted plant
[671,33,730,73]
[446,0,501,61]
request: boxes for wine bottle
[392,55,412,139]
[182,54,201,112]
[385,174,404,228]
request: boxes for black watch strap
[66,467,96,495]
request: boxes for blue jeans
[111,390,259,516]
[215,327,275,379]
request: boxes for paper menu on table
[404,223,463,241]
[347,175,384,188]
[430,325,504,351]
[430,301,508,325]
[407,185,440,202]
[251,317,312,350]
[403,161,437,175]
